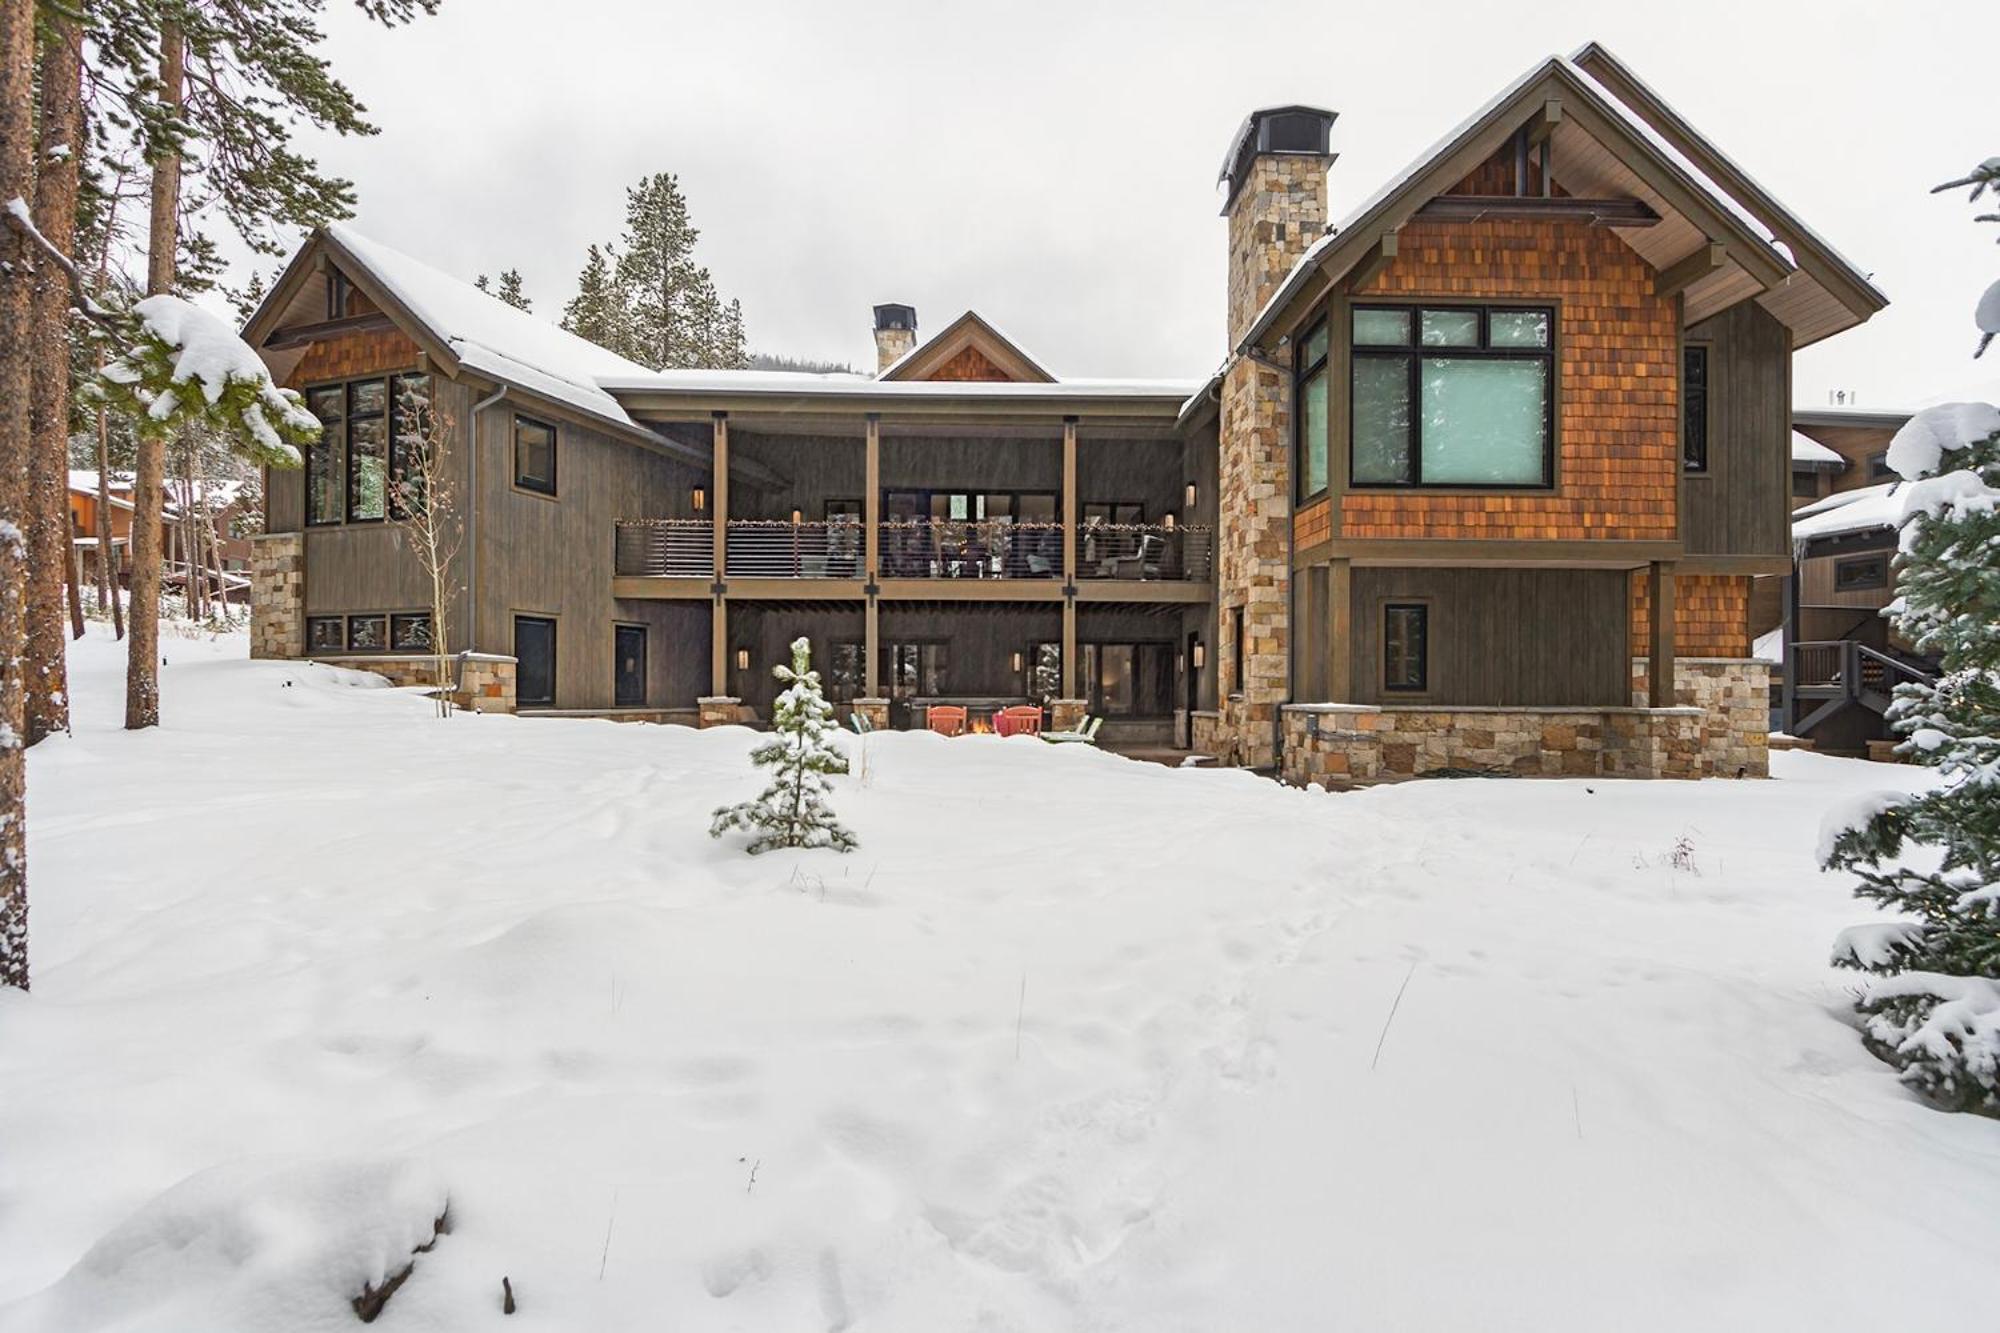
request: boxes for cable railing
[613,518,1218,583]
[877,519,1064,580]
[614,519,714,577]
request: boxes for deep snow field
[3,626,1999,1331]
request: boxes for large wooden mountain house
[242,42,1884,782]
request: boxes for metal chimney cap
[872,303,917,332]
[1218,105,1338,212]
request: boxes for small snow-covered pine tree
[710,637,857,855]
[1823,159,2000,1116]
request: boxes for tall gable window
[514,415,558,496]
[1295,318,1330,502]
[1682,345,1709,472]
[304,372,430,527]
[1351,304,1554,488]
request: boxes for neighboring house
[241,40,1883,781]
[67,471,135,583]
[1790,405,1910,508]
[1780,483,1933,754]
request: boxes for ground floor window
[390,612,432,651]
[515,615,556,708]
[307,616,343,652]
[827,641,864,703]
[1028,641,1173,716]
[1383,602,1429,693]
[883,641,947,699]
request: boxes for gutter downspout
[467,383,508,659]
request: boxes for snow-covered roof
[1791,481,1900,542]
[1790,432,1843,468]
[324,224,659,435]
[597,368,1199,400]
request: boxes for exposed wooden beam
[1349,229,1400,292]
[1415,196,1660,226]
[1526,97,1563,148]
[1655,242,1727,299]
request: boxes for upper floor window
[1350,305,1554,489]
[304,372,431,527]
[514,414,558,496]
[1868,451,1894,480]
[1295,318,1330,502]
[1682,345,1709,472]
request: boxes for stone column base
[698,696,743,728]
[454,653,517,715]
[1050,698,1089,732]
[853,697,890,732]
[249,532,304,660]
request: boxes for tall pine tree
[1824,157,2000,1118]
[562,173,748,370]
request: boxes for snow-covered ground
[3,627,1998,1331]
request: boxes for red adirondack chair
[994,705,1043,737]
[926,705,967,737]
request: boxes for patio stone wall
[1280,703,1707,788]
[698,695,742,729]
[307,651,516,715]
[853,697,890,732]
[249,532,304,660]
[1631,657,1770,778]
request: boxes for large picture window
[303,372,431,526]
[1350,304,1554,488]
[1295,318,1330,501]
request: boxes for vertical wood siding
[1348,567,1631,706]
[1682,301,1788,556]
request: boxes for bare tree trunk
[65,526,83,639]
[23,13,80,744]
[1,0,41,987]
[127,19,181,731]
[96,403,122,638]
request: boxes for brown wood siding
[1682,301,1788,556]
[1294,498,1331,549]
[1348,566,1630,706]
[471,405,706,710]
[1799,551,1894,610]
[1338,217,1679,541]
[1792,421,1897,505]
[1627,572,1751,658]
[923,345,1013,381]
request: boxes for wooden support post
[1327,557,1352,703]
[711,598,728,698]
[1061,417,1078,700]
[864,413,880,581]
[1648,560,1676,708]
[1781,562,1798,733]
[711,412,729,578]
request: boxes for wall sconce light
[1177,653,1186,675]
[1185,482,1198,509]
[1162,512,1176,530]
[1192,642,1205,670]
[735,648,750,671]
[691,486,706,512]
[1011,651,1023,673]
[791,508,803,525]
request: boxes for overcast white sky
[256,0,1998,406]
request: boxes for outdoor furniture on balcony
[1076,524,1212,582]
[880,519,1062,580]
[613,518,714,577]
[925,705,968,736]
[993,705,1043,737]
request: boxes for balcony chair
[1040,715,1103,745]
[1110,533,1165,580]
[926,705,967,737]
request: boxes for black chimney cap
[1218,105,1337,213]
[873,303,917,332]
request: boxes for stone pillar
[853,697,890,732]
[453,653,517,715]
[1051,698,1089,732]
[698,696,742,728]
[1213,113,1334,770]
[249,531,304,659]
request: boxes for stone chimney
[873,303,917,374]
[1220,106,1336,347]
[1213,105,1336,769]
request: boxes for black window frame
[1868,451,1894,481]
[1682,343,1710,473]
[1833,554,1888,592]
[614,622,648,708]
[344,379,390,524]
[1295,316,1331,503]
[389,611,433,652]
[1382,602,1429,694]
[306,615,344,652]
[346,613,388,652]
[302,372,432,527]
[1349,303,1557,491]
[513,414,559,497]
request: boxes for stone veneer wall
[306,652,517,714]
[1632,657,1769,778]
[1216,152,1328,770]
[1281,703,1706,787]
[249,532,304,660]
